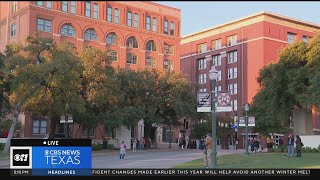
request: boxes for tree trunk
[169,126,172,148]
[3,104,21,154]
[49,115,59,139]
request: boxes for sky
[156,1,320,37]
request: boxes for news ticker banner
[10,139,92,176]
[1,169,320,176]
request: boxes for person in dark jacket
[287,134,295,158]
[295,135,302,157]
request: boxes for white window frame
[228,84,233,94]
[228,35,237,46]
[212,39,221,50]
[32,119,47,134]
[287,32,295,44]
[213,55,221,66]
[234,83,238,95]
[233,99,238,111]
[228,68,233,79]
[234,67,238,79]
[198,43,207,54]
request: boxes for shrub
[92,144,103,151]
[0,143,5,150]
[312,148,318,153]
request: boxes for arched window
[61,24,76,37]
[127,53,137,64]
[146,56,156,68]
[126,36,138,48]
[11,23,16,36]
[84,28,98,41]
[146,40,156,51]
[106,33,118,45]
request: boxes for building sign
[216,92,232,112]
[238,116,256,127]
[197,92,211,112]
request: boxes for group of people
[119,137,146,160]
[249,137,260,154]
[287,134,303,157]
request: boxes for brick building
[0,1,181,146]
[180,11,320,149]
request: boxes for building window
[198,74,207,84]
[127,11,132,27]
[198,59,207,70]
[152,18,157,32]
[62,1,68,12]
[164,20,168,34]
[36,1,43,6]
[11,23,16,36]
[228,51,237,63]
[32,119,47,134]
[197,43,206,54]
[85,1,91,17]
[212,39,221,50]
[93,3,98,19]
[115,8,119,24]
[233,67,238,79]
[212,55,221,66]
[70,1,76,13]
[61,24,76,37]
[12,1,17,13]
[105,127,116,138]
[228,68,233,79]
[164,44,174,55]
[55,123,65,135]
[214,86,222,97]
[107,6,112,22]
[107,51,118,61]
[127,53,137,64]
[146,40,156,52]
[163,59,171,71]
[84,28,98,41]
[302,35,309,43]
[287,32,295,44]
[106,33,118,45]
[37,18,51,32]
[146,56,156,68]
[82,127,94,136]
[234,83,237,94]
[134,13,139,28]
[227,35,237,46]
[170,22,175,36]
[228,84,233,94]
[126,36,138,48]
[146,16,151,31]
[233,99,237,111]
[218,70,221,81]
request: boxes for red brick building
[180,11,320,149]
[0,1,181,144]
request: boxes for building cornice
[182,11,320,44]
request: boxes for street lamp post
[208,66,219,169]
[64,103,69,139]
[244,103,250,155]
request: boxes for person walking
[295,135,302,157]
[196,139,200,150]
[119,141,126,159]
[287,134,294,158]
[140,137,145,150]
[185,135,190,149]
[203,141,208,168]
[132,138,137,152]
[204,133,213,167]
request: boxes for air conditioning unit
[146,58,151,63]
[164,61,169,65]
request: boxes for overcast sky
[156,1,320,37]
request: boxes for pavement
[0,148,245,169]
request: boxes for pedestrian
[203,142,208,168]
[204,133,213,167]
[132,138,137,152]
[295,135,303,157]
[185,135,189,149]
[254,138,259,154]
[287,134,294,158]
[119,141,126,159]
[250,138,254,153]
[196,139,200,150]
[140,137,145,150]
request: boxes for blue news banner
[10,139,92,176]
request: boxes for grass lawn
[174,153,320,169]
